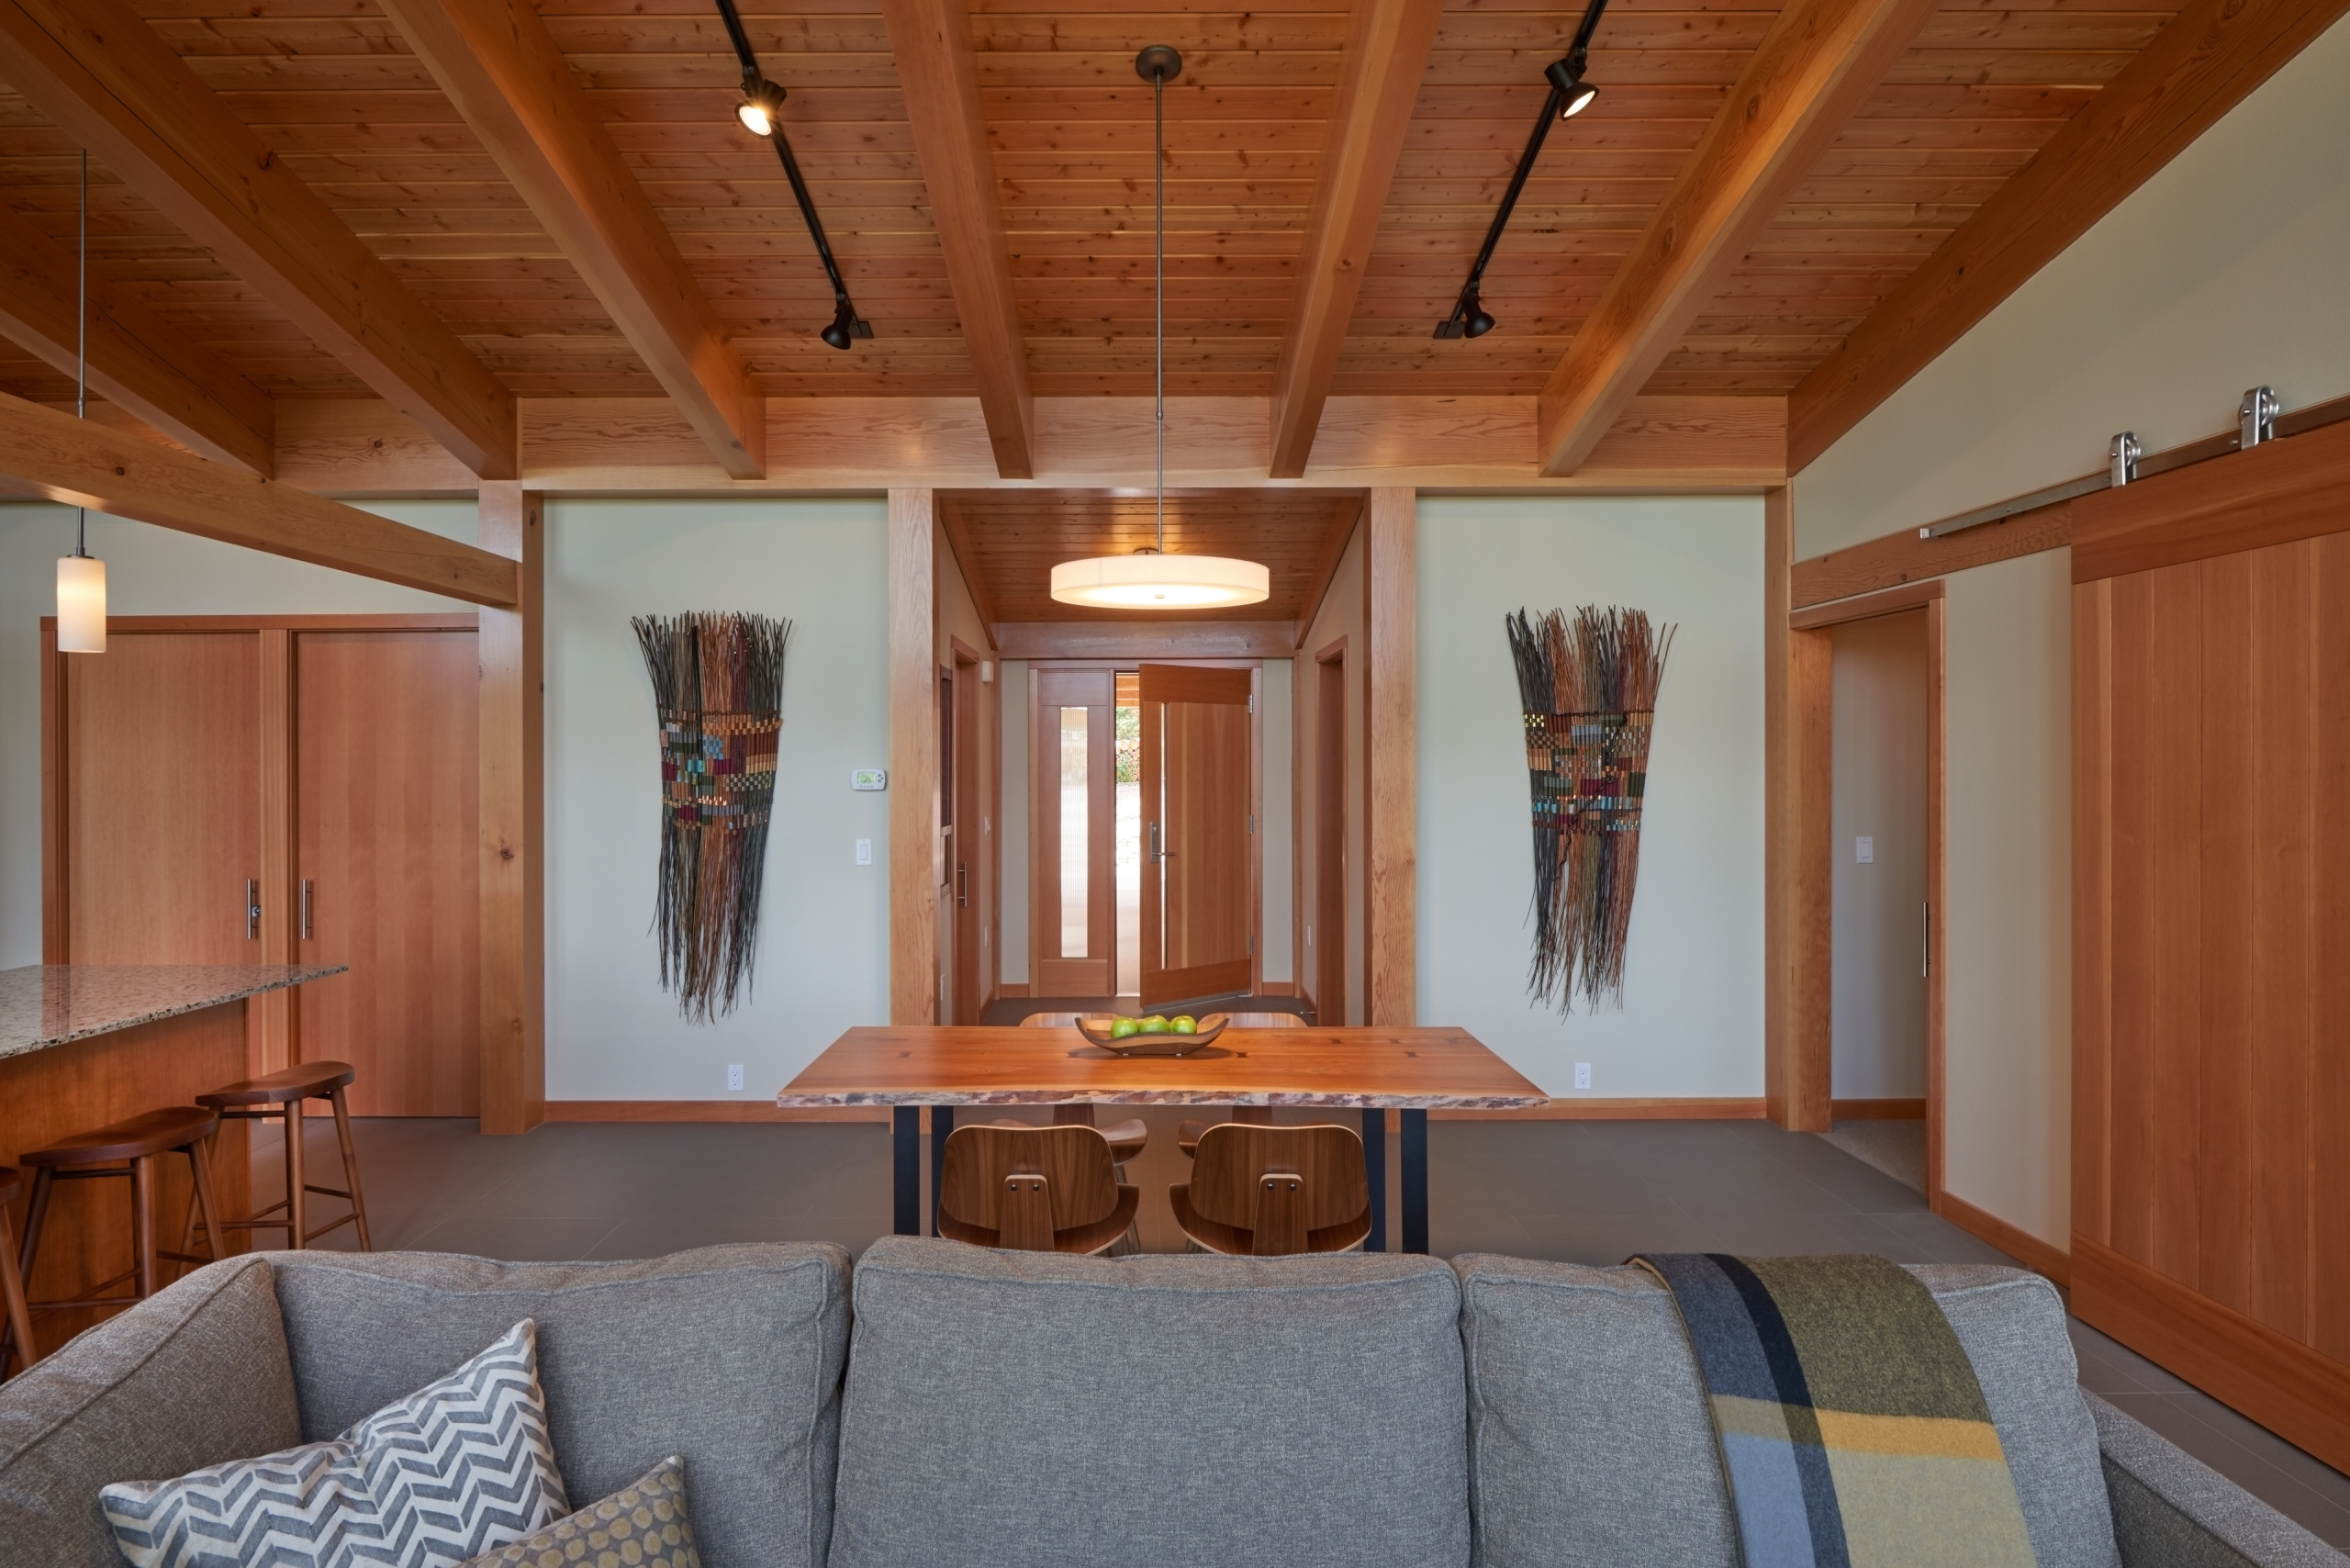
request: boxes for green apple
[1170,1015,1197,1035]
[1109,1017,1140,1040]
[1138,1015,1170,1035]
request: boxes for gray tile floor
[267,1114,2350,1546]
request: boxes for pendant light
[1050,47,1268,611]
[55,148,105,655]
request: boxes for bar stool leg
[0,1207,34,1376]
[131,1154,157,1301]
[185,1138,226,1268]
[17,1170,50,1284]
[285,1100,308,1249]
[327,1087,372,1251]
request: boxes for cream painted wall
[1416,495,1765,1097]
[1785,16,2350,1248]
[1830,611,1929,1101]
[0,498,474,969]
[1294,522,1366,1024]
[545,498,890,1100]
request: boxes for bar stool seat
[196,1060,371,1251]
[0,1168,38,1378]
[17,1107,226,1334]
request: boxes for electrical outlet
[1855,835,1874,864]
[855,837,872,866]
[726,1064,744,1092]
[1573,1062,1592,1091]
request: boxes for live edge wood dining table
[777,1025,1547,1254]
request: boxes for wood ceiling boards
[0,0,2238,480]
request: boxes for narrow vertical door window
[1059,707,1090,957]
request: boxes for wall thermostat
[851,768,888,791]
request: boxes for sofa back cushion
[0,1256,299,1568]
[831,1238,1470,1568]
[267,1243,849,1568]
[1453,1257,2120,1568]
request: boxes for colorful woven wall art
[632,611,792,1022]
[1506,605,1675,1012]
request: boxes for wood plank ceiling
[0,0,2178,412]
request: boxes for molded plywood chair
[1170,1123,1371,1257]
[936,1124,1139,1256]
[1016,1014,1147,1162]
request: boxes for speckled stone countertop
[0,965,349,1061]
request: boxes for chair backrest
[1018,1013,1080,1027]
[1187,1124,1369,1255]
[938,1124,1122,1249]
[1224,1012,1304,1027]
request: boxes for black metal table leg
[1401,1108,1429,1255]
[1362,1107,1388,1252]
[892,1105,920,1236]
[929,1105,955,1234]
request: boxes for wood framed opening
[1314,638,1348,1026]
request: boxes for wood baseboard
[1433,1098,1766,1122]
[999,982,1030,997]
[1256,980,1295,996]
[2072,1236,2350,1474]
[543,1101,890,1124]
[1933,1191,2071,1285]
[1831,1097,1925,1119]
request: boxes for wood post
[477,482,544,1134]
[1366,486,1416,1026]
[1764,487,1833,1131]
[890,487,940,1024]
[253,628,298,1078]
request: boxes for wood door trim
[80,613,479,632]
[39,617,66,964]
[1787,576,1943,631]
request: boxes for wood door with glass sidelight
[1140,664,1254,1009]
[1033,667,1116,996]
[53,631,262,965]
[294,630,480,1115]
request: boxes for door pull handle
[301,879,315,941]
[245,879,261,940]
[957,864,968,908]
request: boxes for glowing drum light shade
[56,553,106,653]
[1050,552,1269,609]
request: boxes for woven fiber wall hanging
[632,612,792,1022]
[1507,605,1675,1012]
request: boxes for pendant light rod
[1138,45,1181,555]
[74,148,86,559]
[1435,0,1610,340]
[711,0,871,350]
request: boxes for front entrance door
[1139,664,1253,1009]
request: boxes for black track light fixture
[711,0,870,350]
[1435,0,1610,341]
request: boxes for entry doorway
[1313,641,1347,1026]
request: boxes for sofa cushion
[266,1244,850,1568]
[1453,1257,2120,1568]
[0,1255,300,1568]
[830,1238,1470,1568]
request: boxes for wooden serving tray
[1072,1013,1230,1056]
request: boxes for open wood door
[1140,664,1253,1009]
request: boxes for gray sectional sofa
[0,1238,2339,1567]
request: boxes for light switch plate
[1855,835,1874,864]
[855,838,873,866]
[851,767,888,791]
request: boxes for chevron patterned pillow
[460,1454,699,1568]
[99,1318,571,1568]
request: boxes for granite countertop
[0,964,350,1061]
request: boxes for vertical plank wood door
[295,630,481,1115]
[2073,532,2350,1471]
[1140,664,1253,1008]
[1032,667,1113,997]
[62,633,261,963]
[1315,649,1348,1026]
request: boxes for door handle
[1149,821,1160,862]
[245,879,261,940]
[957,864,968,908]
[301,879,315,942]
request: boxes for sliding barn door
[2073,456,2350,1471]
[1139,664,1253,1008]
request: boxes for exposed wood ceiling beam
[0,198,274,475]
[0,0,519,477]
[1267,0,1447,479]
[1785,0,2350,473]
[0,391,518,606]
[993,622,1297,660]
[1294,496,1364,647]
[375,0,766,480]
[1534,0,1942,477]
[878,0,1035,478]
[934,497,1002,634]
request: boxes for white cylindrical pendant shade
[56,554,106,653]
[1050,553,1270,609]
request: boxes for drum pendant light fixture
[1051,48,1268,611]
[55,148,105,655]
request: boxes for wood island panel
[0,1001,252,1357]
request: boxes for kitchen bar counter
[0,964,347,1059]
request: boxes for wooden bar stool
[0,1168,41,1378]
[17,1108,228,1326]
[196,1062,372,1250]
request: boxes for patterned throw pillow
[100,1319,570,1568]
[461,1455,699,1568]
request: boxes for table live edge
[776,1025,1549,1256]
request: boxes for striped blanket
[1632,1253,2038,1568]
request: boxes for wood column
[477,482,543,1134]
[890,487,939,1024]
[1366,486,1416,1026]
[253,628,298,1078]
[1764,487,1793,1125]
[1765,487,1833,1131]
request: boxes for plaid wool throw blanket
[1632,1253,2038,1568]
